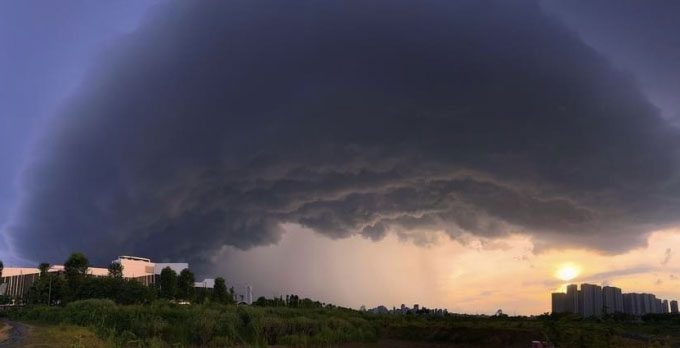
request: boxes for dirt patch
[0,321,32,347]
[0,323,9,343]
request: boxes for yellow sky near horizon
[213,225,680,315]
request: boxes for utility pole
[47,275,52,305]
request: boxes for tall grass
[11,299,379,347]
[11,301,680,347]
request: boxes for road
[0,320,30,347]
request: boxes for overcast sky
[1,0,679,314]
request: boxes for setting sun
[556,263,580,281]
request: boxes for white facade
[232,284,253,304]
[114,256,154,277]
[0,255,258,304]
[195,278,215,289]
[1,255,190,299]
[112,256,188,285]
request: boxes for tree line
[253,294,325,309]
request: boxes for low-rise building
[0,255,188,301]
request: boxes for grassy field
[7,300,680,347]
[18,323,107,348]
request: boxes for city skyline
[552,282,676,317]
[2,0,680,315]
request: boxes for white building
[112,256,188,286]
[232,284,253,304]
[1,255,188,299]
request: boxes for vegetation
[9,299,379,347]
[20,253,207,306]
[176,268,195,301]
[26,271,66,305]
[211,277,234,305]
[63,252,90,303]
[38,262,50,276]
[107,262,123,278]
[253,295,324,309]
[64,252,90,280]
[11,302,680,347]
[158,267,177,300]
[20,323,107,348]
[0,259,9,304]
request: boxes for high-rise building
[566,284,579,313]
[555,285,676,317]
[603,286,623,314]
[552,293,566,313]
[592,285,603,317]
[615,288,624,313]
[623,293,637,315]
[578,284,595,318]
[643,294,656,314]
[579,284,598,317]
[608,287,623,313]
[636,293,644,315]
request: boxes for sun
[556,263,580,281]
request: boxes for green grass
[10,299,379,347]
[20,323,107,348]
[9,301,680,347]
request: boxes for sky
[1,0,679,315]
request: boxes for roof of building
[117,256,152,262]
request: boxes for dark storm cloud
[542,0,680,120]
[6,0,680,267]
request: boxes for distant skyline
[1,0,680,315]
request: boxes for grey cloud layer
[7,0,680,267]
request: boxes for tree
[287,294,300,307]
[159,267,178,300]
[0,260,6,304]
[64,252,89,279]
[212,277,227,303]
[108,262,124,278]
[27,273,65,305]
[176,268,195,301]
[38,263,50,277]
[64,252,89,298]
[254,296,268,306]
[115,278,156,304]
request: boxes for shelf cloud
[7,0,680,269]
